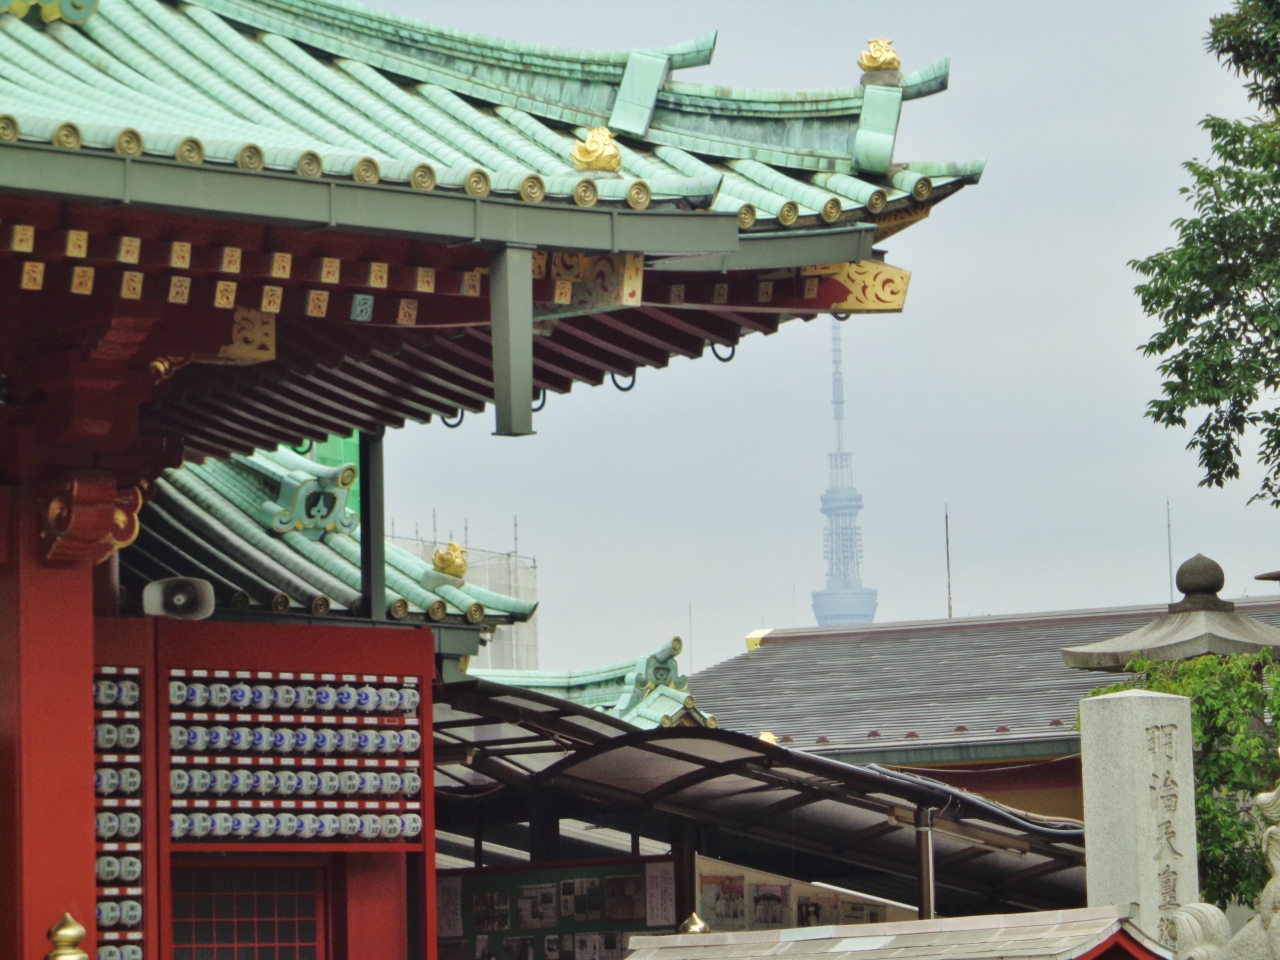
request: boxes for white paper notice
[438,875,464,938]
[645,861,676,928]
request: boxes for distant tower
[811,318,877,626]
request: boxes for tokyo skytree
[811,317,878,626]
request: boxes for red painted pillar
[344,853,408,960]
[0,488,98,960]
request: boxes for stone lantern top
[1061,555,1280,670]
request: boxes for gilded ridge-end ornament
[1,0,96,24]
[572,127,622,173]
[858,38,900,73]
[433,541,467,578]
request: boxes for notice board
[437,857,676,960]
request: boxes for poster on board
[604,875,646,921]
[438,875,465,938]
[518,885,558,929]
[796,894,839,927]
[645,861,676,927]
[699,875,745,929]
[474,891,511,931]
[559,878,604,922]
[749,883,790,928]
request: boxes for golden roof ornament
[432,541,467,578]
[858,38,900,73]
[572,127,622,173]
[1,0,97,24]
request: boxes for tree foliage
[1132,1,1280,504]
[1089,652,1280,907]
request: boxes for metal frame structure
[433,680,1086,916]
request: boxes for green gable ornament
[0,0,97,24]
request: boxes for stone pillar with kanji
[1081,689,1199,946]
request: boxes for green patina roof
[0,0,982,229]
[470,637,715,730]
[119,446,538,625]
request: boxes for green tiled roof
[120,446,538,625]
[0,0,981,228]
[470,637,715,730]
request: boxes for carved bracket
[39,472,144,566]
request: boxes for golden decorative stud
[678,912,711,934]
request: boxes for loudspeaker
[142,578,216,620]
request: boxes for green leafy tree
[1089,652,1280,907]
[1132,1,1280,504]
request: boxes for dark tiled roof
[690,599,1280,759]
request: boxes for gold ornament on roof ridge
[433,541,467,578]
[572,126,622,173]
[858,38,900,73]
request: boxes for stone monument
[1081,689,1199,946]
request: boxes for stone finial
[1061,554,1280,670]
[1170,554,1233,613]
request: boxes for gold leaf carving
[859,38,900,73]
[830,261,911,313]
[571,127,622,173]
[214,307,276,365]
[433,541,467,578]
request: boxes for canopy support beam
[916,806,936,920]
[359,427,386,620]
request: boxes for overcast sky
[378,1,1271,672]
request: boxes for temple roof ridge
[186,0,718,75]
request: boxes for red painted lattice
[172,868,324,960]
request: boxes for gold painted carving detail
[21,262,43,290]
[858,38,900,73]
[829,260,911,312]
[167,276,190,304]
[213,307,275,365]
[571,127,622,173]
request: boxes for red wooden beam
[539,330,636,378]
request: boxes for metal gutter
[818,735,1083,768]
[647,223,876,272]
[0,142,740,254]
